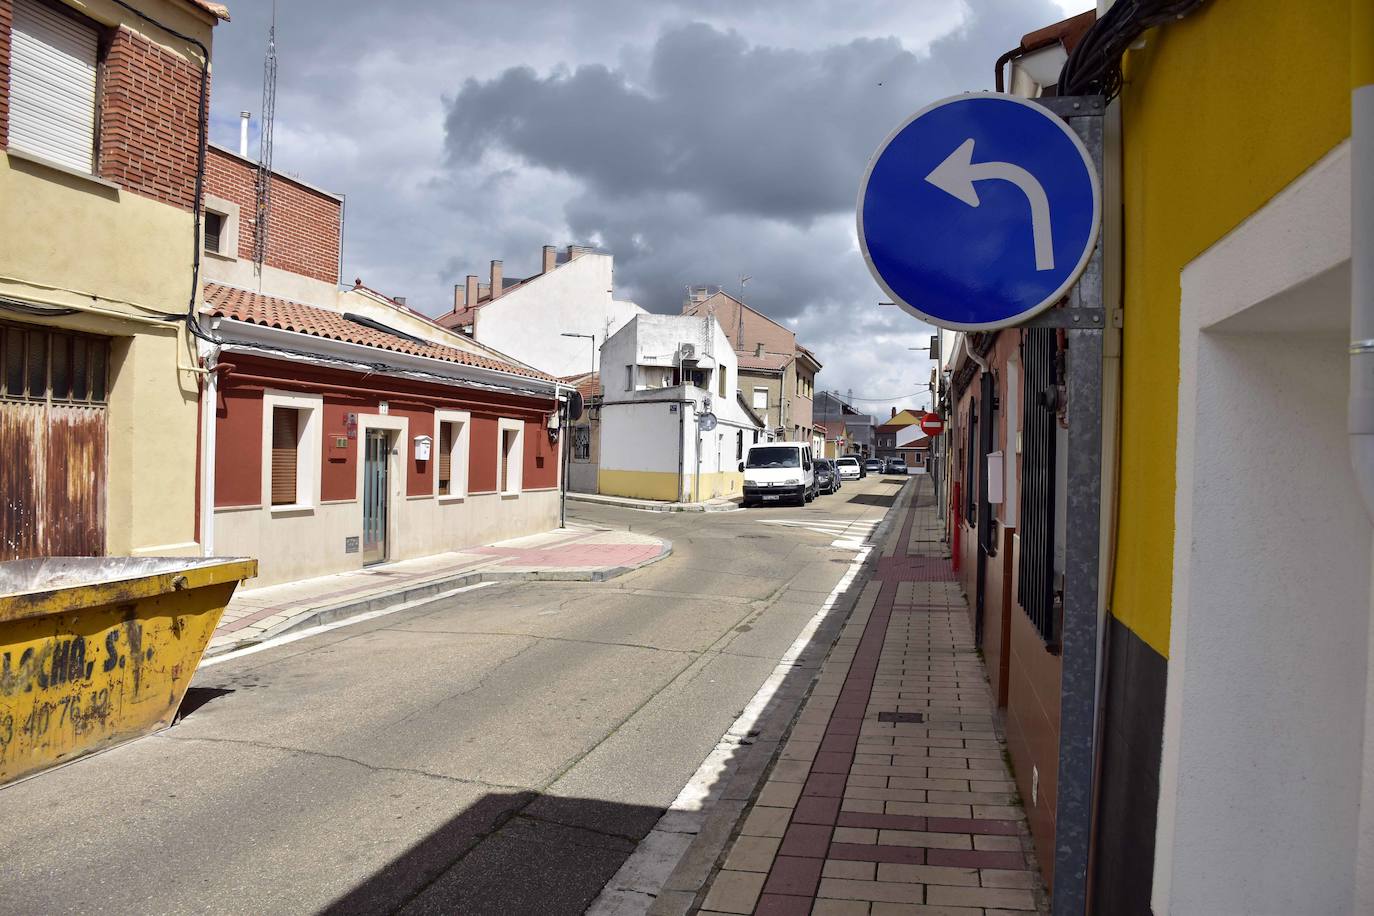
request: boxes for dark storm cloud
[444,0,1062,226]
[209,0,1076,417]
[445,26,921,224]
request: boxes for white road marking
[199,582,497,668]
[586,530,879,915]
[759,517,882,550]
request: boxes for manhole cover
[878,711,925,723]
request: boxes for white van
[740,441,815,507]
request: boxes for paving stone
[700,869,766,914]
[723,835,781,873]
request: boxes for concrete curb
[598,480,915,916]
[203,538,673,658]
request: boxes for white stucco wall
[597,313,760,499]
[1157,141,1369,915]
[473,252,644,377]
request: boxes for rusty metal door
[0,322,108,560]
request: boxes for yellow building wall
[1113,0,1352,655]
[0,154,203,556]
[597,469,744,503]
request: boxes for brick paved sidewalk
[207,524,669,655]
[695,479,1048,915]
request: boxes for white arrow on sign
[925,137,1054,271]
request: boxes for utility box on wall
[986,450,1005,504]
[413,435,432,461]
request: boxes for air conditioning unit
[678,343,697,362]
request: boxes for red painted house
[196,146,563,586]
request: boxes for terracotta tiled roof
[1021,9,1094,54]
[203,283,555,382]
[737,352,793,372]
[560,371,602,401]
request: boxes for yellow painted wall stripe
[1113,0,1352,657]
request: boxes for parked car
[886,457,908,475]
[814,459,840,494]
[864,458,884,475]
[835,457,862,481]
[741,442,816,507]
[846,454,868,477]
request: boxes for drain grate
[877,711,925,723]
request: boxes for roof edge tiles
[202,282,556,383]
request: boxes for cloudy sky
[206,0,1088,419]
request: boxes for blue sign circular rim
[857,92,1101,332]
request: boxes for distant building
[875,408,931,469]
[814,391,873,457]
[437,245,644,378]
[597,314,763,501]
[682,289,822,443]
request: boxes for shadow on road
[314,479,923,916]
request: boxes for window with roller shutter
[271,407,299,506]
[437,422,452,495]
[9,0,100,173]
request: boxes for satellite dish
[566,390,584,421]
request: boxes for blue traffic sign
[858,93,1100,331]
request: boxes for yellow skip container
[0,557,256,786]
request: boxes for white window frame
[434,409,471,501]
[752,387,769,410]
[261,390,323,514]
[202,193,241,260]
[497,418,525,497]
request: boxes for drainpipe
[1352,0,1374,521]
[200,344,220,556]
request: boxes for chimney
[891,407,897,418]
[568,244,591,261]
[453,284,465,312]
[542,245,557,274]
[478,282,491,301]
[394,296,406,307]
[755,342,764,357]
[239,111,250,158]
[465,275,478,308]
[486,260,502,300]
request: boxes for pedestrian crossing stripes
[759,517,883,550]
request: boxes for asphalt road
[0,474,911,916]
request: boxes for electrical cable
[105,0,216,345]
[1060,0,1207,99]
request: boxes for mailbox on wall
[414,435,432,461]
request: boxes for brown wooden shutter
[438,422,452,494]
[271,407,298,505]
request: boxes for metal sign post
[1025,95,1106,916]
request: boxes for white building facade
[439,245,645,379]
[597,314,763,502]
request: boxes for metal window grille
[0,322,109,404]
[1017,328,1059,644]
[270,407,299,506]
[964,397,977,523]
[204,212,225,254]
[978,370,997,556]
[572,425,590,461]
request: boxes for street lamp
[560,332,596,377]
